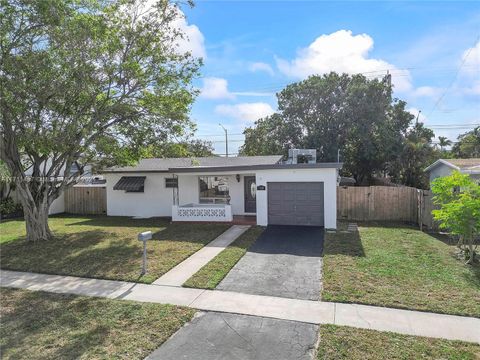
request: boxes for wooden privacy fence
[64,186,106,215]
[337,186,421,223]
[419,189,440,231]
[337,186,440,230]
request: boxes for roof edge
[169,162,343,173]
[101,162,343,174]
[424,159,460,173]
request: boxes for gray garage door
[268,182,324,226]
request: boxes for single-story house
[424,158,480,184]
[102,154,342,229]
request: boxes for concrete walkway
[153,225,250,286]
[2,270,479,344]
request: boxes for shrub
[0,198,23,217]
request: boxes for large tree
[388,123,437,189]
[240,73,413,184]
[0,0,201,241]
[145,138,214,158]
[452,127,480,158]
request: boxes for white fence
[172,204,233,222]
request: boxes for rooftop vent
[287,149,317,164]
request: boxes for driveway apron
[146,312,319,360]
[217,225,324,300]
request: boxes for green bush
[0,198,23,216]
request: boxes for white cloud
[200,78,275,99]
[459,40,480,95]
[461,40,480,75]
[275,30,412,92]
[407,107,427,123]
[172,9,206,59]
[215,102,275,123]
[120,1,206,59]
[411,86,443,98]
[200,77,234,99]
[232,91,275,97]
[249,62,275,76]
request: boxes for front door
[244,176,257,213]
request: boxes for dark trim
[102,169,170,174]
[113,176,146,192]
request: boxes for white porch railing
[172,204,233,222]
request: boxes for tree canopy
[144,139,214,158]
[240,73,423,185]
[431,171,480,264]
[388,122,437,189]
[0,0,201,241]
[452,127,480,158]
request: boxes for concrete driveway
[146,312,319,360]
[217,225,324,300]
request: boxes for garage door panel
[268,182,324,227]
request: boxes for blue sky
[177,1,480,155]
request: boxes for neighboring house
[11,161,97,215]
[424,158,480,184]
[102,152,342,229]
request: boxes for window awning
[113,176,146,192]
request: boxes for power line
[426,35,480,118]
[213,64,479,94]
[196,124,478,140]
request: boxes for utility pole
[386,70,392,87]
[416,110,421,125]
[219,124,228,157]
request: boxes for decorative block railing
[172,204,232,222]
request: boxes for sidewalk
[1,270,479,344]
[153,225,250,286]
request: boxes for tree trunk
[23,203,52,242]
[466,225,474,265]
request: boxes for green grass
[322,223,480,317]
[317,325,480,360]
[0,215,229,283]
[0,288,195,360]
[183,226,265,289]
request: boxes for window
[199,176,230,204]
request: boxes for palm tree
[438,136,452,152]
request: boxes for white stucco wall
[105,173,176,217]
[105,168,339,227]
[176,174,254,215]
[255,168,338,229]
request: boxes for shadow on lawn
[323,226,365,257]
[62,215,170,228]
[421,231,480,288]
[152,222,229,244]
[0,289,112,359]
[0,230,142,280]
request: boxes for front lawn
[0,288,195,359]
[317,325,480,359]
[0,215,229,283]
[183,226,264,289]
[322,223,480,317]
